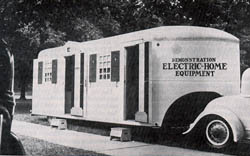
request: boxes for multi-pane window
[44,61,52,82]
[99,54,111,80]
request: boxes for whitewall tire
[205,118,232,149]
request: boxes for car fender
[183,104,244,142]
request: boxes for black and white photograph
[1,0,250,155]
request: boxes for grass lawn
[14,99,49,126]
[18,135,108,156]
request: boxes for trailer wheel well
[161,91,221,133]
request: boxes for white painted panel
[150,40,240,126]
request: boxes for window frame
[98,53,111,81]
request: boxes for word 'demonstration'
[163,57,227,77]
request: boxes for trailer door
[125,42,150,123]
[125,45,139,120]
[65,55,75,113]
[69,52,85,117]
[80,53,84,109]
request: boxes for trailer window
[44,61,52,82]
[99,54,111,80]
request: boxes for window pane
[107,61,110,67]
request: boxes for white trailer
[32,26,240,134]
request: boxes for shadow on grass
[15,99,32,114]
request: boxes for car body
[184,68,250,149]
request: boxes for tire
[204,116,233,150]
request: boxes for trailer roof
[38,26,239,58]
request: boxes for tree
[1,0,122,99]
[1,0,250,99]
[109,0,250,73]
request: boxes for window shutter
[89,54,97,82]
[38,61,43,84]
[52,59,57,84]
[111,51,120,82]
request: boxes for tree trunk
[19,83,26,100]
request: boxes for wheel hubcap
[206,120,229,146]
